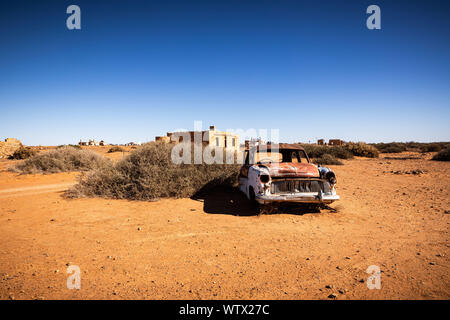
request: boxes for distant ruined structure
[0,138,23,158]
[79,139,105,146]
[316,139,345,146]
[155,125,240,151]
[328,139,345,146]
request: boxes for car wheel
[248,186,256,202]
[248,187,261,213]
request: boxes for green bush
[66,142,241,201]
[107,146,124,153]
[313,154,343,166]
[14,147,109,174]
[345,142,379,158]
[432,148,450,161]
[9,147,37,160]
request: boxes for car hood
[258,162,320,178]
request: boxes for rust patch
[261,163,320,178]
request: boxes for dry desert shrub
[372,142,407,153]
[302,142,380,159]
[9,146,37,160]
[14,147,109,174]
[344,142,379,158]
[419,143,443,153]
[432,148,450,161]
[56,144,82,150]
[313,154,343,166]
[107,146,124,153]
[409,142,449,152]
[372,142,449,153]
[66,142,241,201]
[301,145,353,160]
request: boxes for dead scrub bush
[345,142,379,158]
[313,154,343,166]
[372,142,407,153]
[56,144,82,150]
[14,147,109,174]
[66,142,241,201]
[372,142,449,153]
[107,146,124,153]
[432,148,450,161]
[301,145,353,160]
[9,146,37,160]
[420,143,443,153]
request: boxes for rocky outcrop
[0,138,23,158]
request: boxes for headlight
[259,174,270,183]
[325,171,337,185]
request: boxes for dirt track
[0,152,449,299]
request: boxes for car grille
[270,179,331,194]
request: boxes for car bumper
[255,192,340,205]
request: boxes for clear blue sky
[1,0,449,145]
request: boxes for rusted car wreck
[238,143,339,212]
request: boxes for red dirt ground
[0,151,449,299]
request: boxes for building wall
[207,130,239,150]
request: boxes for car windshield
[254,152,283,164]
[247,149,309,164]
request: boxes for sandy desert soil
[0,150,449,300]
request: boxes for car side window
[299,151,309,163]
